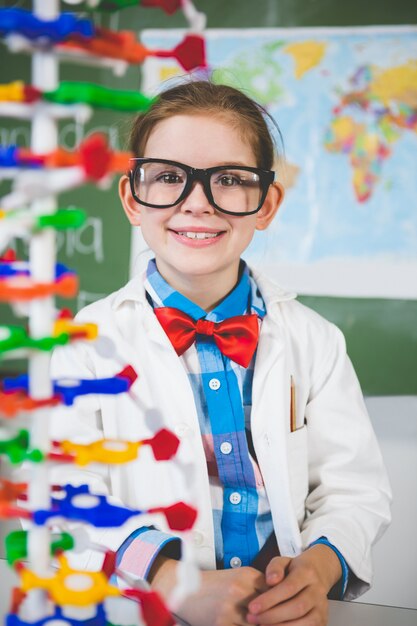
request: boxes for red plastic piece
[143,428,180,461]
[123,588,175,626]
[154,33,206,71]
[117,364,138,386]
[141,0,181,14]
[0,249,17,262]
[23,84,42,103]
[57,307,73,319]
[149,501,198,531]
[78,133,113,180]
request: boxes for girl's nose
[180,181,214,214]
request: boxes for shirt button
[230,556,242,568]
[229,492,241,505]
[220,441,232,455]
[174,423,191,437]
[192,530,205,546]
[208,378,221,391]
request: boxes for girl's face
[120,114,283,299]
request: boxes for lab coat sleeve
[300,323,392,600]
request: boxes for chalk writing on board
[56,215,104,263]
[77,289,107,310]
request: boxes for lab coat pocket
[286,425,309,524]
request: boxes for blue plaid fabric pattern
[144,258,274,570]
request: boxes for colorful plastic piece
[0,136,131,181]
[15,554,120,606]
[123,588,175,626]
[0,260,75,279]
[0,324,70,356]
[0,9,94,43]
[0,390,62,418]
[44,81,154,112]
[6,604,106,626]
[53,318,98,341]
[0,429,42,464]
[0,272,78,302]
[60,28,206,71]
[5,530,74,565]
[33,482,197,530]
[3,365,137,406]
[0,81,41,103]
[53,426,179,465]
[0,208,87,246]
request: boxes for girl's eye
[156,172,183,184]
[217,174,242,187]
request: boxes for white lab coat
[50,268,391,599]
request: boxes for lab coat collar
[110,266,297,313]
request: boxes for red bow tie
[154,307,259,368]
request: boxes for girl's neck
[156,262,241,312]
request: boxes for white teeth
[178,231,219,239]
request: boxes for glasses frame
[128,158,275,216]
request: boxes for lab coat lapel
[252,312,302,557]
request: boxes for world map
[141,27,417,298]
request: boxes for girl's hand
[178,566,269,626]
[150,555,269,626]
[246,544,342,625]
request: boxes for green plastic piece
[44,82,154,112]
[0,430,43,465]
[93,0,138,9]
[0,324,70,356]
[5,530,75,565]
[37,208,87,231]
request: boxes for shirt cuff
[117,526,181,580]
[308,536,349,599]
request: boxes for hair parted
[128,80,281,170]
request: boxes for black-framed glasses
[128,158,275,216]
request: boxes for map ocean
[141,27,417,298]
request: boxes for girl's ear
[256,182,285,231]
[119,174,141,226]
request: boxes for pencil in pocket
[290,375,297,432]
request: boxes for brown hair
[128,80,280,169]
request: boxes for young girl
[51,80,391,626]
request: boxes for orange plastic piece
[0,273,78,301]
[0,390,62,418]
[61,28,148,64]
[0,479,27,503]
[16,554,120,606]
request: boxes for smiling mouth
[171,229,224,240]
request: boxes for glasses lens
[132,161,187,207]
[210,168,264,214]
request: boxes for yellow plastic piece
[53,319,98,341]
[19,555,120,606]
[0,81,25,103]
[60,437,143,465]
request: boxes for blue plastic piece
[0,9,94,43]
[0,145,42,168]
[3,372,130,406]
[0,146,19,167]
[33,483,141,527]
[0,261,75,278]
[6,604,106,626]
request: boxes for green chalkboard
[1,0,416,394]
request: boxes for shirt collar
[144,258,265,321]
